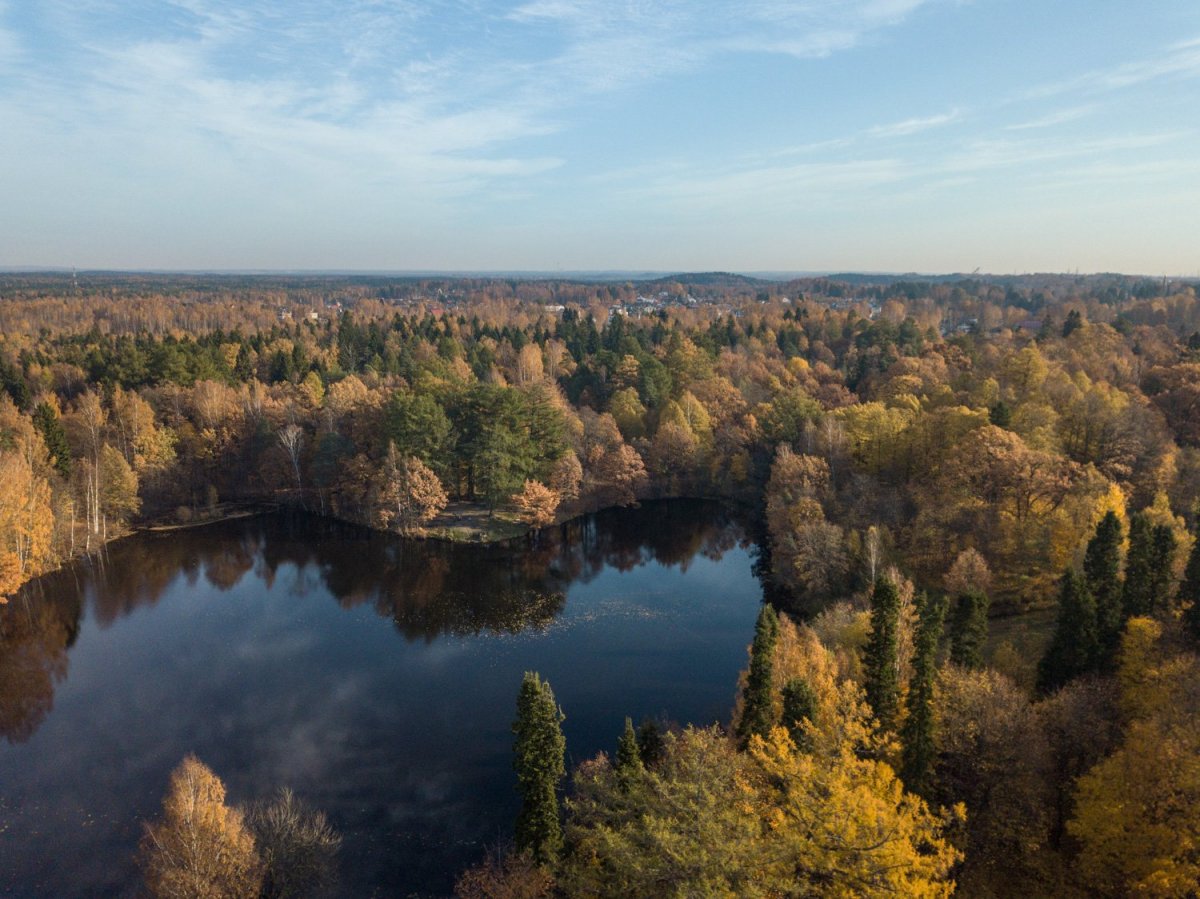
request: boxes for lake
[0,500,764,896]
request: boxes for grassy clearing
[424,502,530,543]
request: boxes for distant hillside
[637,271,775,290]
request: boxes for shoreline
[3,495,740,603]
[138,503,280,533]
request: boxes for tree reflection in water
[0,499,752,745]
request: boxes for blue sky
[2,0,1199,273]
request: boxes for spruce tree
[864,577,901,732]
[1147,524,1177,614]
[636,718,665,768]
[615,717,643,776]
[736,603,779,746]
[1123,513,1154,618]
[1037,570,1099,696]
[1084,511,1124,667]
[948,589,988,669]
[1181,535,1200,642]
[901,593,947,796]
[32,401,71,478]
[780,677,818,750]
[512,672,566,862]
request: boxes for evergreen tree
[0,356,31,410]
[636,718,665,768]
[1181,535,1200,643]
[32,401,72,478]
[1123,513,1154,619]
[1037,570,1099,695]
[948,588,988,669]
[780,677,818,750]
[863,577,901,731]
[988,400,1012,429]
[1147,524,1177,614]
[900,593,946,797]
[1084,511,1124,666]
[615,717,643,777]
[512,672,566,862]
[736,604,779,746]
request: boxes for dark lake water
[0,500,764,897]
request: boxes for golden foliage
[1070,620,1200,897]
[139,755,263,899]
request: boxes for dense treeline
[3,273,1200,895]
[4,273,1199,609]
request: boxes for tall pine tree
[1084,511,1124,667]
[1182,534,1200,643]
[1123,513,1154,618]
[636,719,665,769]
[901,593,946,797]
[1147,524,1177,614]
[948,589,988,669]
[512,672,566,862]
[1037,570,1099,696]
[864,576,901,732]
[780,677,818,750]
[615,717,643,777]
[736,604,779,746]
[32,401,72,478]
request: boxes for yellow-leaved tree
[1068,618,1200,897]
[139,755,263,899]
[743,727,962,899]
[561,622,961,898]
[0,400,56,601]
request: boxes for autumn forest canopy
[2,269,1200,897]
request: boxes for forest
[2,271,1200,896]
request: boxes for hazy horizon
[2,1,1199,274]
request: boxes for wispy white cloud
[594,125,1195,222]
[1029,35,1200,98]
[613,157,911,214]
[2,0,944,207]
[868,108,962,137]
[1004,105,1095,131]
[943,132,1183,174]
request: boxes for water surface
[0,500,763,896]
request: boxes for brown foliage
[377,444,448,533]
[512,480,559,528]
[455,849,553,899]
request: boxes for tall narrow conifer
[948,589,988,669]
[615,717,643,776]
[32,401,71,478]
[1038,570,1099,695]
[1147,524,1177,614]
[901,593,947,796]
[636,719,665,768]
[864,576,901,731]
[736,604,779,746]
[512,672,566,862]
[1084,511,1124,666]
[780,677,818,750]
[1181,535,1200,642]
[1123,513,1154,619]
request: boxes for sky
[1,0,1199,274]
